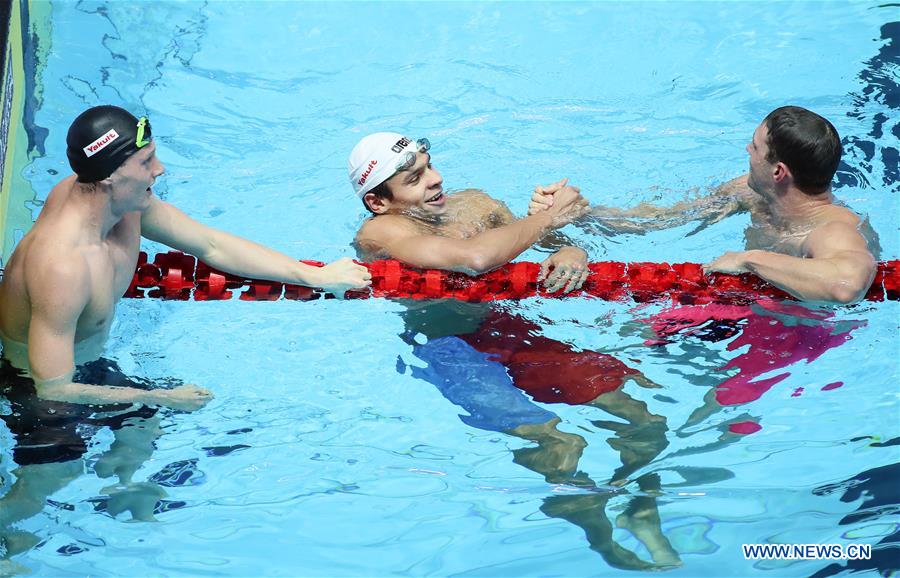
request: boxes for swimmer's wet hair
[66,105,152,183]
[764,106,841,195]
[363,180,394,214]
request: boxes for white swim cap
[348,132,429,198]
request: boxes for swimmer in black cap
[0,105,372,410]
[66,106,151,183]
[65,104,154,183]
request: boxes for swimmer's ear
[364,192,390,214]
[773,161,790,184]
[98,170,117,187]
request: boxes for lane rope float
[123,251,899,304]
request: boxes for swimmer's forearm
[463,212,555,274]
[197,230,328,285]
[292,262,331,288]
[584,207,660,234]
[34,378,170,407]
[588,199,734,233]
[535,230,583,252]
[584,203,695,234]
[35,378,211,411]
[584,183,748,235]
[740,250,872,304]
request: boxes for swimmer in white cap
[349,132,590,285]
[348,133,679,569]
[0,105,372,411]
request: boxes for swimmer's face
[108,141,165,212]
[381,151,445,215]
[746,122,775,196]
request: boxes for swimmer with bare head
[529,106,879,304]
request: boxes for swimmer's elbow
[462,251,498,276]
[827,278,871,305]
[828,286,863,305]
[835,258,877,304]
[34,380,80,403]
[825,269,874,304]
[436,244,503,276]
[195,233,221,264]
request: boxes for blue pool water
[2,2,899,576]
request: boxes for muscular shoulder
[25,247,89,287]
[804,215,871,258]
[454,188,492,200]
[354,215,423,260]
[454,189,515,224]
[820,204,863,228]
[356,214,423,241]
[454,188,500,208]
[24,249,91,311]
[715,174,758,211]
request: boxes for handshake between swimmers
[350,105,877,305]
[0,104,878,413]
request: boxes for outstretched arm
[356,187,589,276]
[357,212,559,276]
[140,196,371,294]
[704,221,876,304]
[25,256,211,410]
[530,174,754,236]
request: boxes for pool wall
[0,0,49,269]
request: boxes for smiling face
[374,151,445,215]
[107,141,165,213]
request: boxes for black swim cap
[66,105,153,183]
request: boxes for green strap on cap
[136,117,150,148]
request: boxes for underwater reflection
[401,300,681,570]
[812,460,900,576]
[637,299,865,440]
[0,359,198,574]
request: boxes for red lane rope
[124,251,899,304]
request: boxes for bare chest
[424,196,506,239]
[78,227,142,336]
[435,219,492,239]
